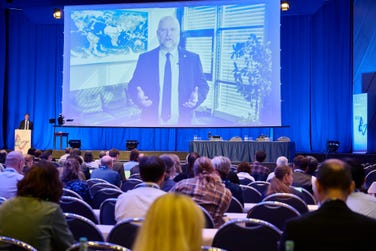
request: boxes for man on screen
[127,16,209,126]
[18,113,33,130]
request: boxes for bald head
[5,151,25,173]
[101,155,113,168]
[157,16,180,51]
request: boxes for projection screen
[63,0,280,127]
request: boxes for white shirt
[114,182,166,222]
[0,168,24,199]
[158,48,179,125]
[237,172,255,182]
[347,191,376,219]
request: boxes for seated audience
[237,161,255,183]
[109,148,126,182]
[212,156,244,205]
[59,147,72,163]
[91,155,121,187]
[83,150,99,170]
[61,157,92,205]
[0,151,24,199]
[266,165,297,196]
[160,154,176,192]
[123,149,143,177]
[279,159,376,251]
[167,153,183,176]
[0,149,7,171]
[115,156,166,221]
[23,154,34,174]
[95,150,106,166]
[171,157,232,227]
[344,158,376,219]
[0,160,74,251]
[306,155,319,176]
[133,193,204,251]
[292,155,316,194]
[266,156,289,182]
[251,150,270,181]
[173,152,200,182]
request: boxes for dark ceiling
[1,0,327,24]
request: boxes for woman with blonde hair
[133,193,204,251]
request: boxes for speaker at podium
[14,129,31,155]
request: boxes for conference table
[189,140,296,162]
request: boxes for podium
[14,129,31,155]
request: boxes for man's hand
[183,86,199,108]
[136,86,152,107]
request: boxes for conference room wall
[0,0,352,153]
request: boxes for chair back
[90,182,121,196]
[200,206,215,229]
[92,188,123,209]
[248,181,270,198]
[291,186,316,205]
[120,178,143,192]
[201,246,227,251]
[226,196,244,213]
[263,193,309,214]
[247,201,300,230]
[107,218,144,249]
[99,198,117,225]
[212,218,281,251]
[60,196,98,224]
[0,236,37,251]
[64,213,104,242]
[239,177,254,185]
[0,197,7,205]
[365,170,376,190]
[240,185,263,203]
[63,188,83,200]
[87,178,109,188]
[67,241,130,251]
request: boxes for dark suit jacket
[127,47,209,126]
[279,200,376,251]
[18,120,33,130]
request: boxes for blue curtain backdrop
[0,0,352,153]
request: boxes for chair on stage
[99,198,117,225]
[107,218,144,249]
[90,183,121,197]
[0,236,37,251]
[64,213,104,242]
[247,201,301,230]
[63,188,83,200]
[67,241,130,251]
[212,218,282,251]
[263,192,309,215]
[60,196,98,224]
[92,188,122,209]
[240,185,263,203]
[87,178,109,188]
[120,178,143,192]
[226,196,244,213]
[200,206,215,229]
[248,181,270,198]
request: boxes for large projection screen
[63,0,280,127]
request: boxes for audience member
[160,154,176,192]
[266,156,289,182]
[0,149,7,171]
[266,165,296,196]
[83,151,99,170]
[91,155,121,187]
[123,149,142,177]
[237,161,255,183]
[174,152,199,182]
[279,159,376,251]
[61,157,92,205]
[167,153,183,175]
[171,157,232,227]
[306,155,319,176]
[115,156,166,221]
[23,154,34,174]
[59,147,72,163]
[0,160,74,250]
[251,150,270,181]
[0,151,24,199]
[344,158,376,219]
[95,150,106,166]
[212,156,244,205]
[133,193,204,251]
[292,155,315,194]
[40,149,53,161]
[109,148,126,182]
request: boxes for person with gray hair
[91,155,121,187]
[0,151,25,198]
[266,156,289,182]
[212,156,243,205]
